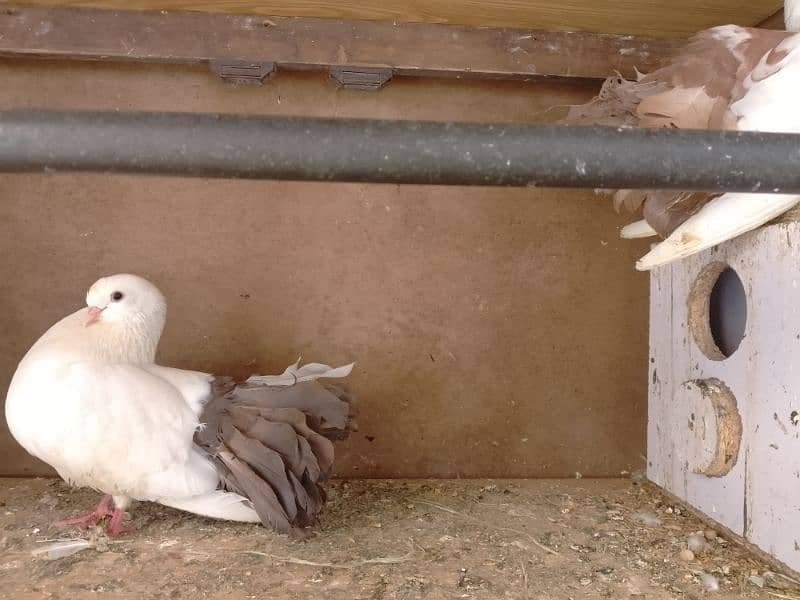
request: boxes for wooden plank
[4,0,783,38]
[646,247,675,492]
[0,5,681,81]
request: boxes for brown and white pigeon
[4,273,355,536]
[563,1,800,270]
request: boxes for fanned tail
[196,361,356,536]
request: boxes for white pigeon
[564,1,800,270]
[5,274,355,536]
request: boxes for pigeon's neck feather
[31,308,163,365]
[90,317,160,364]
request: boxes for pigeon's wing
[22,362,218,501]
[560,26,799,267]
[141,364,214,417]
[637,35,800,270]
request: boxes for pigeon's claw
[104,508,132,536]
[54,494,113,529]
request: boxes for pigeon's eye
[111,291,124,302]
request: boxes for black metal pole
[1,109,799,193]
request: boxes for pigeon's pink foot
[104,508,132,537]
[54,494,113,529]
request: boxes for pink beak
[86,306,105,326]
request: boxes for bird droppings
[700,572,720,592]
[0,478,791,599]
[688,532,710,554]
[632,511,662,527]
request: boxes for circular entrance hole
[688,262,747,360]
[679,378,742,477]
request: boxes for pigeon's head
[85,274,167,335]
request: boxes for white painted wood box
[648,216,800,572]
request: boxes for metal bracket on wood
[209,60,276,85]
[0,6,681,84]
[329,67,394,91]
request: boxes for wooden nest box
[648,212,800,571]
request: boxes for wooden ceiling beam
[0,5,681,84]
[2,0,784,38]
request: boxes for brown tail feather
[217,449,294,534]
[642,190,715,237]
[234,380,353,430]
[559,74,674,228]
[562,74,668,128]
[227,408,320,480]
[196,376,355,535]
[221,425,300,520]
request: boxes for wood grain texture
[3,0,783,37]
[0,5,679,81]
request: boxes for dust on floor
[0,478,797,599]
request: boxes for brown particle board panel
[0,60,650,479]
[4,0,784,38]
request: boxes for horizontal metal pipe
[1,110,800,193]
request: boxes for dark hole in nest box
[688,262,747,361]
[708,267,747,358]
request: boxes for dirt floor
[1,478,798,599]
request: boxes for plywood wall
[0,59,651,478]
[8,0,784,37]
